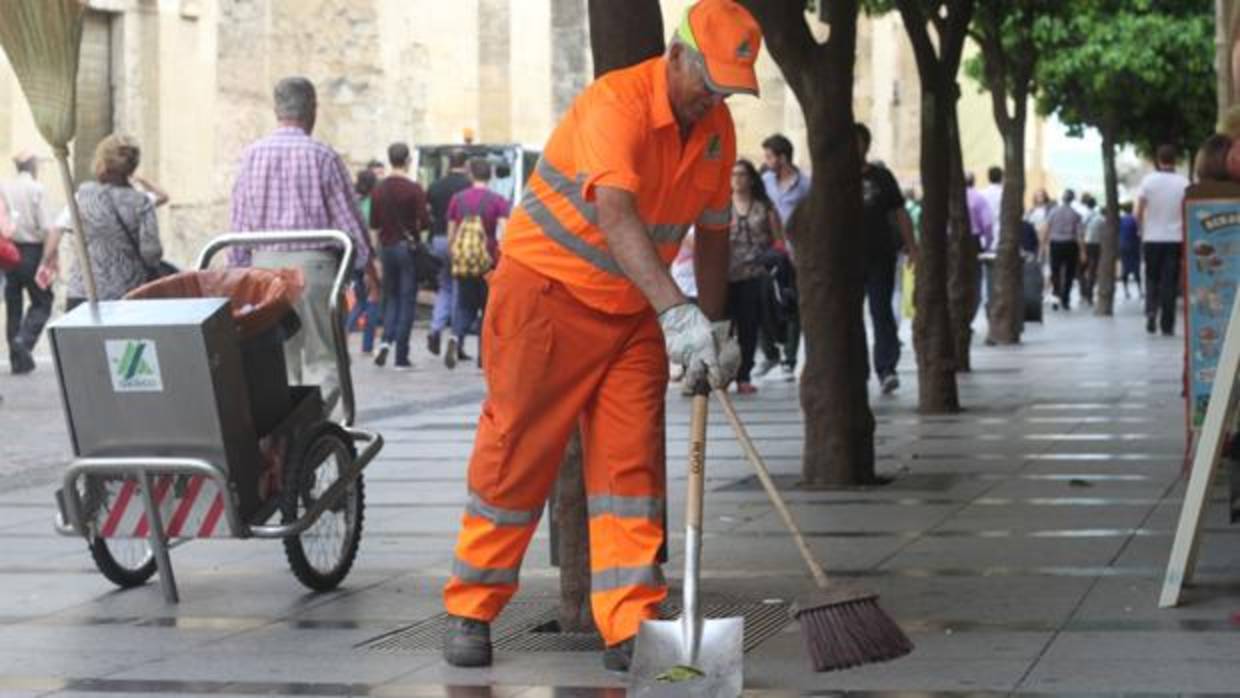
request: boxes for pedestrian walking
[1079,193,1104,305]
[61,135,166,312]
[982,166,1003,225]
[1119,202,1141,298]
[3,151,58,375]
[229,76,379,410]
[426,151,471,356]
[965,172,994,321]
[443,157,509,369]
[727,159,781,395]
[1136,144,1189,336]
[440,0,756,672]
[1043,189,1084,311]
[858,123,918,395]
[370,142,430,370]
[346,168,381,355]
[759,133,810,379]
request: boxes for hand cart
[49,231,383,603]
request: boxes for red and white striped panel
[97,475,229,539]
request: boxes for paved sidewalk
[0,297,1238,696]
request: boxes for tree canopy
[1034,0,1215,156]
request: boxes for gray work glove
[658,303,739,389]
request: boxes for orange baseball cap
[677,0,762,97]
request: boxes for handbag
[106,187,177,281]
[411,238,443,286]
[0,236,19,272]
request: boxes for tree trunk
[912,80,962,413]
[587,0,665,76]
[1095,129,1121,317]
[946,108,974,372]
[987,115,1028,344]
[552,431,594,632]
[739,0,874,486]
[898,0,969,414]
[548,0,666,633]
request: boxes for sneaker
[880,373,900,395]
[393,360,414,371]
[781,363,796,382]
[427,331,441,356]
[602,637,635,672]
[374,343,391,367]
[442,615,492,668]
[445,337,458,369]
[753,359,778,378]
[737,382,758,395]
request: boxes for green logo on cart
[105,339,163,392]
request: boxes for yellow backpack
[450,196,493,278]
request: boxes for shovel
[629,382,744,697]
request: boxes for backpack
[450,194,493,278]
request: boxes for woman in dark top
[727,159,782,394]
[63,134,164,309]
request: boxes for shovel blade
[628,617,744,698]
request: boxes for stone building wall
[0,0,1051,271]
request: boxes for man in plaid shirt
[230,76,379,411]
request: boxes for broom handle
[715,390,832,590]
[54,150,97,303]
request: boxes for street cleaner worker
[442,0,762,673]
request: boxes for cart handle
[195,230,359,427]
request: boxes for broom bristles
[795,597,914,672]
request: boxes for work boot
[602,637,635,672]
[442,615,492,667]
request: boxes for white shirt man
[1136,146,1190,336]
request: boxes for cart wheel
[89,536,157,588]
[281,423,364,591]
[80,475,158,589]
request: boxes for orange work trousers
[443,259,668,647]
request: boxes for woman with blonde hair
[62,134,165,309]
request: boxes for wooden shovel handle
[715,390,832,589]
[687,392,708,530]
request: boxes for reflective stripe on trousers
[443,259,669,646]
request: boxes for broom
[0,0,98,303]
[714,391,913,671]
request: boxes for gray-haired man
[230,77,379,410]
[3,151,58,375]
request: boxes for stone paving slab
[2,300,1240,695]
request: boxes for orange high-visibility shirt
[502,56,736,315]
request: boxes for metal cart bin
[49,297,265,519]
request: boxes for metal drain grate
[357,600,556,652]
[358,596,790,654]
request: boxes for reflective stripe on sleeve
[697,207,730,228]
